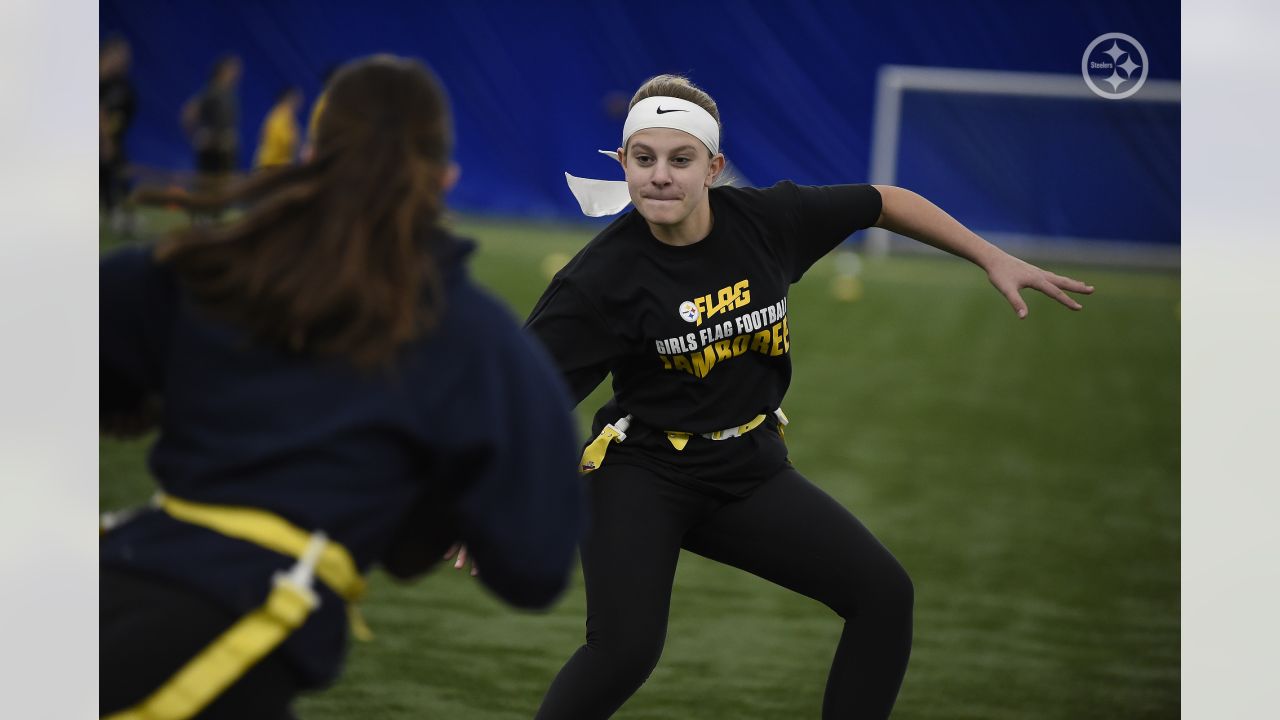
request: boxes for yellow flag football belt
[102,494,372,720]
[580,408,789,473]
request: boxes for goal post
[866,65,1181,269]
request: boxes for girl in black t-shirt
[525,74,1094,719]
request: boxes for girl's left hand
[443,543,479,577]
[985,252,1094,318]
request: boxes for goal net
[865,65,1180,269]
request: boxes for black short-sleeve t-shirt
[527,181,882,436]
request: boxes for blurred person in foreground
[182,54,242,196]
[528,74,1094,719]
[100,54,585,720]
[100,34,136,234]
[253,86,304,170]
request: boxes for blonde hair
[630,74,720,120]
[629,74,730,183]
[629,75,721,144]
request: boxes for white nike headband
[564,96,721,217]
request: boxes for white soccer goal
[866,65,1181,268]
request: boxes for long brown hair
[152,54,454,368]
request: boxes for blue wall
[102,0,1179,245]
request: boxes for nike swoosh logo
[655,106,688,114]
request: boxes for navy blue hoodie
[100,234,584,688]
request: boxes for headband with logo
[564,96,721,217]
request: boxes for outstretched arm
[871,185,1094,318]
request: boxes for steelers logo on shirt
[678,300,700,323]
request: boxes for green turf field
[100,211,1179,718]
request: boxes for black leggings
[100,567,301,719]
[535,463,913,719]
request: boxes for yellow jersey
[253,102,300,168]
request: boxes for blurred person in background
[528,74,1094,720]
[253,86,304,170]
[100,54,585,720]
[100,34,136,235]
[182,54,242,195]
[300,65,338,164]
